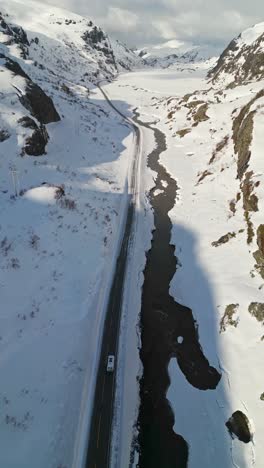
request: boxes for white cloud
[153,39,185,50]
[41,0,264,48]
[152,20,179,40]
[101,7,139,33]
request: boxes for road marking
[97,414,102,449]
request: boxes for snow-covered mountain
[208,22,264,87]
[138,43,220,70]
[0,0,141,83]
[0,0,142,156]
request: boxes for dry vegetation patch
[196,169,213,185]
[244,211,254,244]
[220,304,239,332]
[212,232,236,247]
[248,302,264,324]
[253,225,264,279]
[209,135,229,164]
[192,103,209,126]
[241,171,259,212]
[176,128,191,138]
[229,192,241,217]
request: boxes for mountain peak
[208,22,264,87]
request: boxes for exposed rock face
[0,12,29,58]
[19,81,61,124]
[257,224,264,255]
[0,129,10,142]
[1,53,29,79]
[220,304,239,333]
[248,302,264,324]
[1,53,60,124]
[18,116,49,155]
[208,23,264,87]
[208,39,239,81]
[232,90,264,180]
[1,12,60,124]
[82,26,117,71]
[226,411,252,443]
[212,232,236,247]
[18,116,38,129]
[253,225,264,279]
[82,26,106,46]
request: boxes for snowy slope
[162,81,264,468]
[208,22,264,87]
[0,1,139,467]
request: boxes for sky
[43,0,264,50]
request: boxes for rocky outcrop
[248,302,264,324]
[82,26,106,46]
[257,224,264,255]
[0,12,29,58]
[226,411,252,443]
[0,129,10,142]
[233,89,264,179]
[1,53,60,124]
[1,12,60,124]
[18,116,49,155]
[19,81,61,124]
[253,225,264,279]
[2,53,29,79]
[82,26,117,72]
[208,23,264,87]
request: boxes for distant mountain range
[136,43,221,69]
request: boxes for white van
[106,355,115,373]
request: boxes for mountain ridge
[208,21,264,87]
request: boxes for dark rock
[233,90,264,179]
[10,25,29,47]
[226,411,252,443]
[212,232,236,247]
[0,129,10,142]
[82,26,106,45]
[0,13,29,58]
[24,124,49,156]
[208,38,239,79]
[19,81,61,124]
[1,53,60,124]
[208,29,264,86]
[248,302,264,324]
[18,116,38,130]
[257,224,264,256]
[2,54,29,79]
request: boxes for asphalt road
[85,85,141,468]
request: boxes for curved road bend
[85,85,141,468]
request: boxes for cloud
[153,40,185,50]
[41,0,264,49]
[100,7,139,33]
